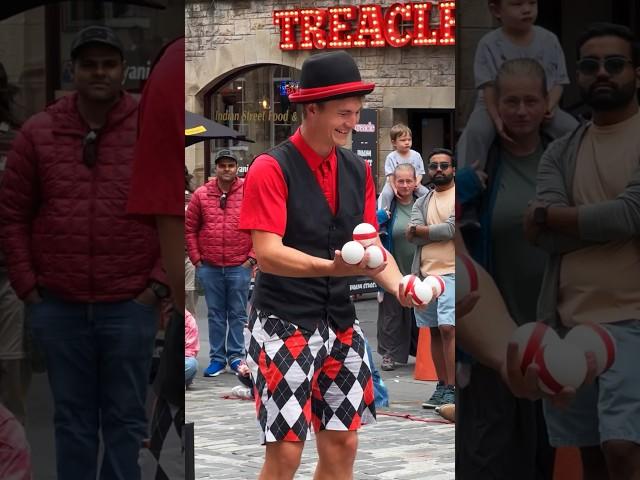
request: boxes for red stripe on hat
[458,254,478,291]
[535,347,563,394]
[591,324,616,371]
[353,231,378,241]
[288,81,376,103]
[521,323,547,374]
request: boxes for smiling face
[578,35,640,112]
[72,44,124,103]
[305,96,363,148]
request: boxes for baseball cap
[71,26,124,60]
[214,150,238,164]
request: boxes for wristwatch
[409,225,417,235]
[533,206,549,227]
[148,281,170,299]
[247,257,257,267]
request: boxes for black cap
[214,150,238,164]
[71,26,124,60]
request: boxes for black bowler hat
[288,51,375,104]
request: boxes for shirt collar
[291,128,336,171]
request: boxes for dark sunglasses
[83,130,98,168]
[577,56,633,76]
[428,162,450,171]
[220,193,227,209]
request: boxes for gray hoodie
[408,188,456,277]
[535,121,640,330]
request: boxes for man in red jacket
[185,149,255,377]
[0,26,167,480]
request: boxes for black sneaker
[440,385,456,405]
[380,355,396,371]
[422,381,445,409]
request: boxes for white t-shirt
[384,149,425,177]
[474,26,570,92]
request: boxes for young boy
[378,124,429,212]
[456,0,578,172]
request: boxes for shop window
[208,64,301,177]
[58,0,183,94]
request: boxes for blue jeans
[196,263,250,364]
[185,356,198,386]
[28,293,157,480]
[365,337,389,408]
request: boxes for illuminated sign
[274,2,455,51]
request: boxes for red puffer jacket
[185,177,253,267]
[0,92,165,302]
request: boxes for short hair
[390,124,412,142]
[577,23,640,66]
[394,163,416,178]
[301,102,325,119]
[495,58,548,97]
[427,147,453,163]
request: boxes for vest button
[329,225,336,231]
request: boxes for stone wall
[185,0,456,185]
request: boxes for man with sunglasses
[406,148,456,409]
[0,26,166,479]
[185,149,255,378]
[520,23,640,478]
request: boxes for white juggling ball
[352,223,378,247]
[510,322,560,374]
[535,341,588,395]
[400,274,432,306]
[341,241,365,265]
[365,245,386,268]
[424,275,445,298]
[565,323,616,376]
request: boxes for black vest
[252,140,366,332]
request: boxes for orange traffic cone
[553,447,582,480]
[414,327,438,381]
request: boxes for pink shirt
[185,309,200,358]
[0,404,32,480]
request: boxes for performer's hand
[499,342,598,409]
[456,292,480,319]
[332,249,387,277]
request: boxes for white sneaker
[231,385,253,400]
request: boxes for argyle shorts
[244,310,376,444]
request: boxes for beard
[581,80,637,111]
[431,172,454,185]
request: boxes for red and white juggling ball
[400,274,432,306]
[455,253,478,302]
[352,223,378,247]
[565,324,616,376]
[341,241,365,265]
[365,245,386,268]
[424,275,445,298]
[510,323,560,374]
[535,341,588,395]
